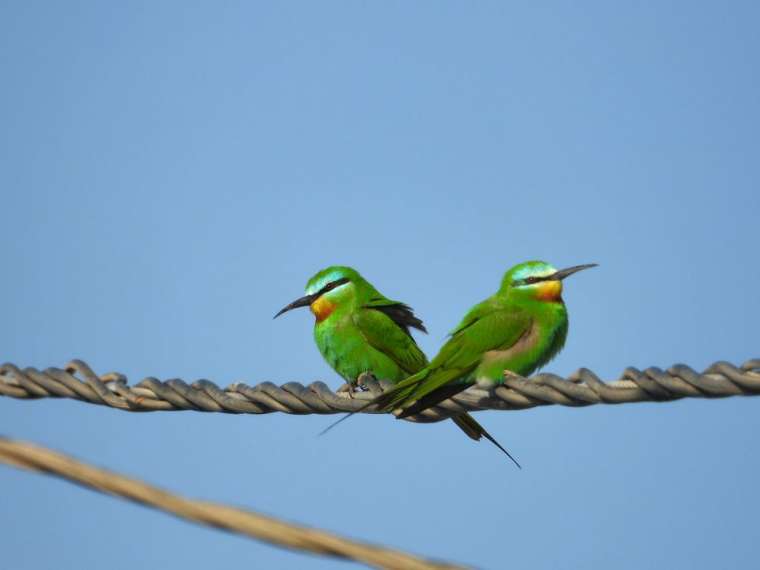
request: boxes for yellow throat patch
[536,280,563,301]
[310,296,336,322]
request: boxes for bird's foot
[337,383,357,398]
[502,370,524,383]
[355,372,376,390]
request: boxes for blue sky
[2,2,759,568]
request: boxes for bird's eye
[525,276,538,284]
[318,277,349,296]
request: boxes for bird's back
[387,293,568,412]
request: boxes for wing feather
[399,300,533,408]
[352,306,428,375]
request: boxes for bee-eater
[274,266,515,461]
[325,261,596,451]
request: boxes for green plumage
[275,265,501,448]
[371,261,592,420]
[322,260,595,467]
[312,276,427,384]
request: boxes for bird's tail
[320,375,523,468]
[372,369,431,412]
[451,413,521,469]
[318,370,431,436]
[450,413,484,440]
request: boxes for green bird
[274,266,513,459]
[325,261,596,452]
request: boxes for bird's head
[499,260,597,302]
[274,266,367,322]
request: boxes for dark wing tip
[395,384,470,419]
[398,303,427,333]
[369,302,427,335]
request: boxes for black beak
[273,294,316,319]
[552,263,598,281]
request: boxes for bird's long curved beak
[553,263,598,280]
[273,294,316,319]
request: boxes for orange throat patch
[536,280,563,302]
[310,297,336,322]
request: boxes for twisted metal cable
[2,358,759,422]
[0,437,465,570]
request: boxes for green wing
[393,298,533,412]
[432,299,530,372]
[352,305,428,375]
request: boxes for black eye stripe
[317,277,350,296]
[519,275,550,286]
